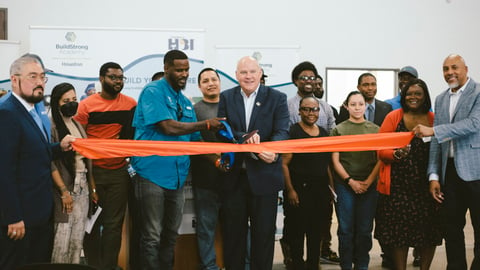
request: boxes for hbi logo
[168,38,194,50]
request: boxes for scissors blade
[240,129,258,144]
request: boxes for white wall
[0,40,19,82]
[1,0,479,104]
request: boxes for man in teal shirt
[131,49,223,270]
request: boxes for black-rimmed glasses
[300,106,320,113]
[298,76,316,81]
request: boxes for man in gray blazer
[414,54,480,270]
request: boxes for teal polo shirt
[131,79,200,189]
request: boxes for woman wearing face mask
[50,82,98,263]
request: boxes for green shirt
[330,120,379,181]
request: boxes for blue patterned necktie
[367,104,374,122]
[30,109,47,140]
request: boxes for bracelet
[344,176,352,184]
[59,186,68,193]
[205,120,211,130]
[92,188,97,193]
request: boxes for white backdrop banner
[27,26,205,100]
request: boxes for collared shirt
[287,94,336,132]
[429,78,470,181]
[240,85,260,166]
[240,85,259,131]
[5,91,52,139]
[131,79,200,189]
[447,78,468,157]
[384,94,401,110]
[12,92,47,140]
[12,91,35,112]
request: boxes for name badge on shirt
[422,136,432,143]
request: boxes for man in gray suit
[414,54,480,270]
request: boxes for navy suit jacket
[337,98,392,126]
[0,91,51,139]
[0,95,61,227]
[217,85,289,195]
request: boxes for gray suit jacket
[428,78,480,183]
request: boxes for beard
[167,73,187,91]
[24,94,44,104]
[314,89,324,99]
[102,82,122,96]
[19,81,44,104]
[448,81,459,89]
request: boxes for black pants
[443,158,480,270]
[221,172,278,270]
[83,166,129,270]
[283,181,331,269]
[0,221,53,270]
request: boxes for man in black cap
[385,66,418,110]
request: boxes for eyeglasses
[298,76,316,81]
[300,107,320,113]
[106,75,127,82]
[15,73,48,83]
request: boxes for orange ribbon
[72,132,414,159]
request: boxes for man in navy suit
[0,54,75,270]
[0,53,51,139]
[414,54,480,270]
[217,56,289,270]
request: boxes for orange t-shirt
[74,93,137,169]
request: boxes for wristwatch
[344,176,352,184]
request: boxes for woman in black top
[282,96,332,270]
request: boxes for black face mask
[60,101,78,117]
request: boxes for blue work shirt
[384,94,401,110]
[131,79,200,189]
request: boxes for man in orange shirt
[75,62,136,270]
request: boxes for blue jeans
[193,186,222,270]
[334,181,378,270]
[135,175,184,270]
